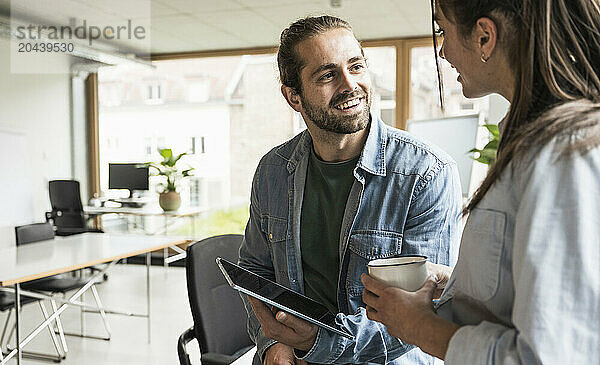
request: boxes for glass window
[364,46,396,127]
[98,54,299,237]
[98,46,398,236]
[409,45,489,121]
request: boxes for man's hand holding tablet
[247,297,318,352]
[216,257,354,345]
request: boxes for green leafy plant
[469,124,500,165]
[144,148,193,192]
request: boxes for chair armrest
[200,353,238,365]
[201,345,254,365]
[178,327,195,365]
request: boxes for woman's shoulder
[516,100,600,166]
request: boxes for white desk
[84,205,208,267]
[0,233,190,365]
[84,205,207,219]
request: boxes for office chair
[1,235,67,364]
[46,180,103,236]
[177,234,254,365]
[46,179,108,281]
[14,222,112,350]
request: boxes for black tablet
[216,257,353,339]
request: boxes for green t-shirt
[300,146,359,314]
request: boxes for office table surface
[84,205,208,217]
[0,233,190,286]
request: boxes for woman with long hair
[361,0,600,363]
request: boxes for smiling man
[238,16,463,365]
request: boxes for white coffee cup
[367,255,428,292]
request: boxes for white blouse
[436,135,600,364]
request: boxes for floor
[1,264,202,365]
[1,265,444,365]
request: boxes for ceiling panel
[334,1,401,19]
[158,0,246,14]
[391,0,433,33]
[259,3,341,26]
[150,30,201,53]
[153,17,235,43]
[1,0,434,55]
[240,0,323,8]
[199,9,281,44]
[190,33,253,51]
[11,0,113,26]
[149,2,181,18]
[352,16,417,40]
[76,0,150,20]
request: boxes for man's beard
[301,89,371,134]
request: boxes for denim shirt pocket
[456,208,507,302]
[263,216,289,282]
[345,230,403,298]
[265,216,287,243]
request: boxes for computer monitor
[108,163,149,198]
[407,114,480,197]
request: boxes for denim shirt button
[269,233,273,240]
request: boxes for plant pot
[159,191,181,211]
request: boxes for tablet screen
[219,259,334,324]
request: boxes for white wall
[0,38,73,246]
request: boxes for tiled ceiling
[0,0,433,55]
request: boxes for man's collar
[355,115,386,176]
[286,131,312,173]
[286,114,387,176]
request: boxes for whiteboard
[407,114,480,196]
[0,130,34,248]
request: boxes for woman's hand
[361,273,438,342]
[425,262,453,299]
[361,273,459,359]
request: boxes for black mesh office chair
[14,222,112,347]
[177,234,254,365]
[46,179,107,281]
[46,180,103,236]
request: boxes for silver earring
[480,53,489,63]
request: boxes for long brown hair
[435,0,600,212]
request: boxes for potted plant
[469,124,500,165]
[145,148,193,211]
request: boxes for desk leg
[163,215,169,269]
[14,284,22,365]
[80,289,86,336]
[146,252,151,344]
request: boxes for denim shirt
[239,116,463,364]
[436,135,600,364]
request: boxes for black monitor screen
[108,163,149,191]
